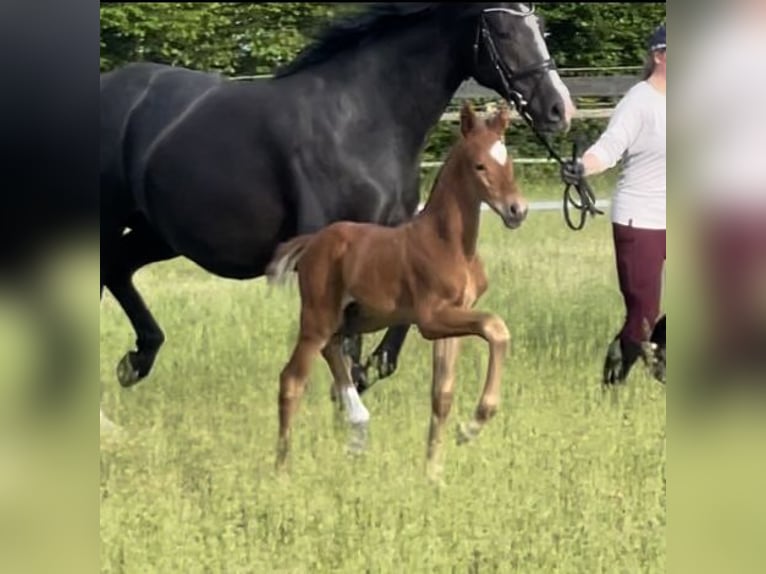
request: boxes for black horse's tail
[265,234,314,285]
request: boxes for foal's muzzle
[493,200,528,229]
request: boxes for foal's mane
[274,3,486,78]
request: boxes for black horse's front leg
[345,325,411,394]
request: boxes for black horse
[100,3,574,394]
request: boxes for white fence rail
[416,199,611,213]
[421,158,556,168]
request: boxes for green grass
[100,208,665,573]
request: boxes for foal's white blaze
[489,140,508,165]
[341,385,370,425]
[523,13,576,125]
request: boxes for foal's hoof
[426,462,446,486]
[346,422,369,457]
[116,352,141,388]
[456,421,480,446]
[100,408,125,443]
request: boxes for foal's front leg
[419,307,510,446]
[322,337,371,455]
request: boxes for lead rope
[559,135,603,231]
[520,111,603,231]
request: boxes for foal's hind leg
[102,222,177,387]
[322,336,370,455]
[426,337,460,482]
[276,334,326,471]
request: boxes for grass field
[99,190,666,573]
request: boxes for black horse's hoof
[116,352,142,388]
[351,350,398,395]
[650,357,666,385]
[373,350,396,380]
[641,341,666,384]
[352,364,370,395]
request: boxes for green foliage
[100,3,342,75]
[539,2,667,69]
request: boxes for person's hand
[560,157,585,185]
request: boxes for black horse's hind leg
[645,315,666,384]
[349,325,411,394]
[103,224,176,387]
[338,306,372,393]
[342,333,364,380]
[336,303,410,394]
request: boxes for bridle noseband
[473,4,603,230]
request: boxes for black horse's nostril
[548,100,564,123]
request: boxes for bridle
[473,4,603,231]
[472,5,554,116]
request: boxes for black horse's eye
[487,21,513,39]
[476,163,486,171]
[484,15,513,39]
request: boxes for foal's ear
[460,101,477,136]
[487,103,511,135]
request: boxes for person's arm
[581,150,609,177]
[581,91,644,177]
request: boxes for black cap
[648,23,666,52]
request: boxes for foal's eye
[476,163,486,171]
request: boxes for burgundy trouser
[612,223,666,346]
[700,208,766,360]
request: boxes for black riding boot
[603,336,644,385]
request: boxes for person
[562,23,666,384]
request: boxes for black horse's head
[464,3,575,134]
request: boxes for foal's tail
[266,234,314,285]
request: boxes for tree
[539,3,666,69]
[100,3,341,75]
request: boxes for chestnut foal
[266,102,528,479]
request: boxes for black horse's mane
[275,3,486,78]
